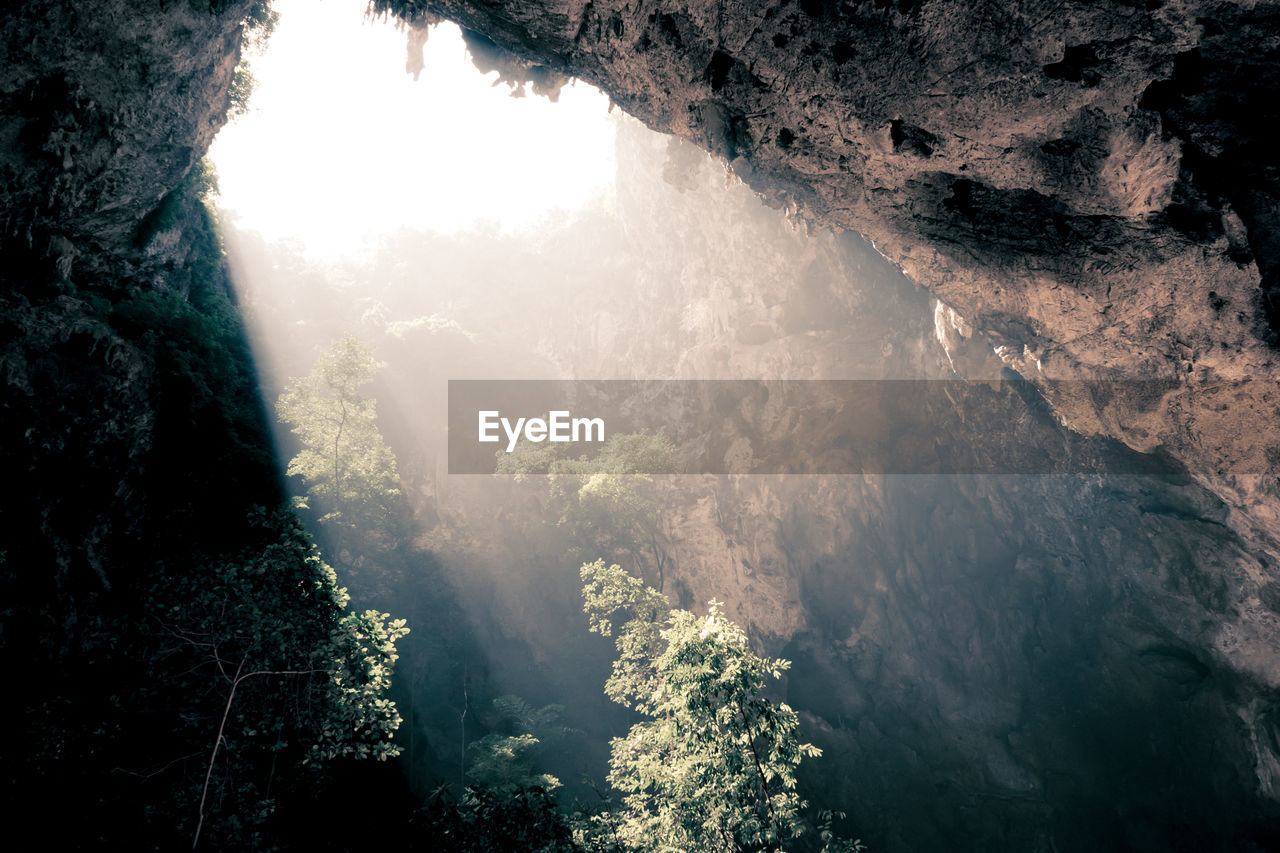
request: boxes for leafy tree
[578,560,862,853]
[469,734,560,795]
[467,695,576,794]
[411,784,581,853]
[149,508,408,848]
[276,334,402,547]
[498,432,675,587]
[228,1,279,118]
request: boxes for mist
[8,0,1280,848]
[222,98,1256,850]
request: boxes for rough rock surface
[0,1,280,843]
[2,0,251,250]
[375,0,1280,557]
[1,0,260,635]
[1,0,255,588]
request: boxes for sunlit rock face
[375,0,1280,555]
[598,107,1280,853]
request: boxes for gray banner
[448,378,1201,475]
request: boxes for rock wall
[2,0,251,251]
[374,0,1280,555]
[0,2,378,845]
[1,0,257,674]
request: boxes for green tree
[498,432,675,588]
[149,508,408,849]
[228,1,279,118]
[411,785,580,853]
[578,560,862,853]
[276,334,402,545]
[468,695,574,794]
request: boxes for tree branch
[192,659,325,850]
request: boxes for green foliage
[495,435,571,478]
[491,694,571,735]
[579,560,861,853]
[816,812,867,853]
[499,433,675,581]
[243,0,280,46]
[276,333,403,541]
[412,785,581,853]
[497,431,675,480]
[467,695,575,794]
[580,559,671,711]
[469,734,561,795]
[136,158,218,245]
[228,2,278,118]
[228,65,258,119]
[320,606,411,762]
[149,508,408,846]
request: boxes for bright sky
[208,0,618,259]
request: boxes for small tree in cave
[498,432,676,588]
[577,559,862,853]
[276,334,402,547]
[467,695,573,795]
[149,508,408,849]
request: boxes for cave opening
[209,0,617,260]
[5,0,1280,849]
[201,3,1280,851]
